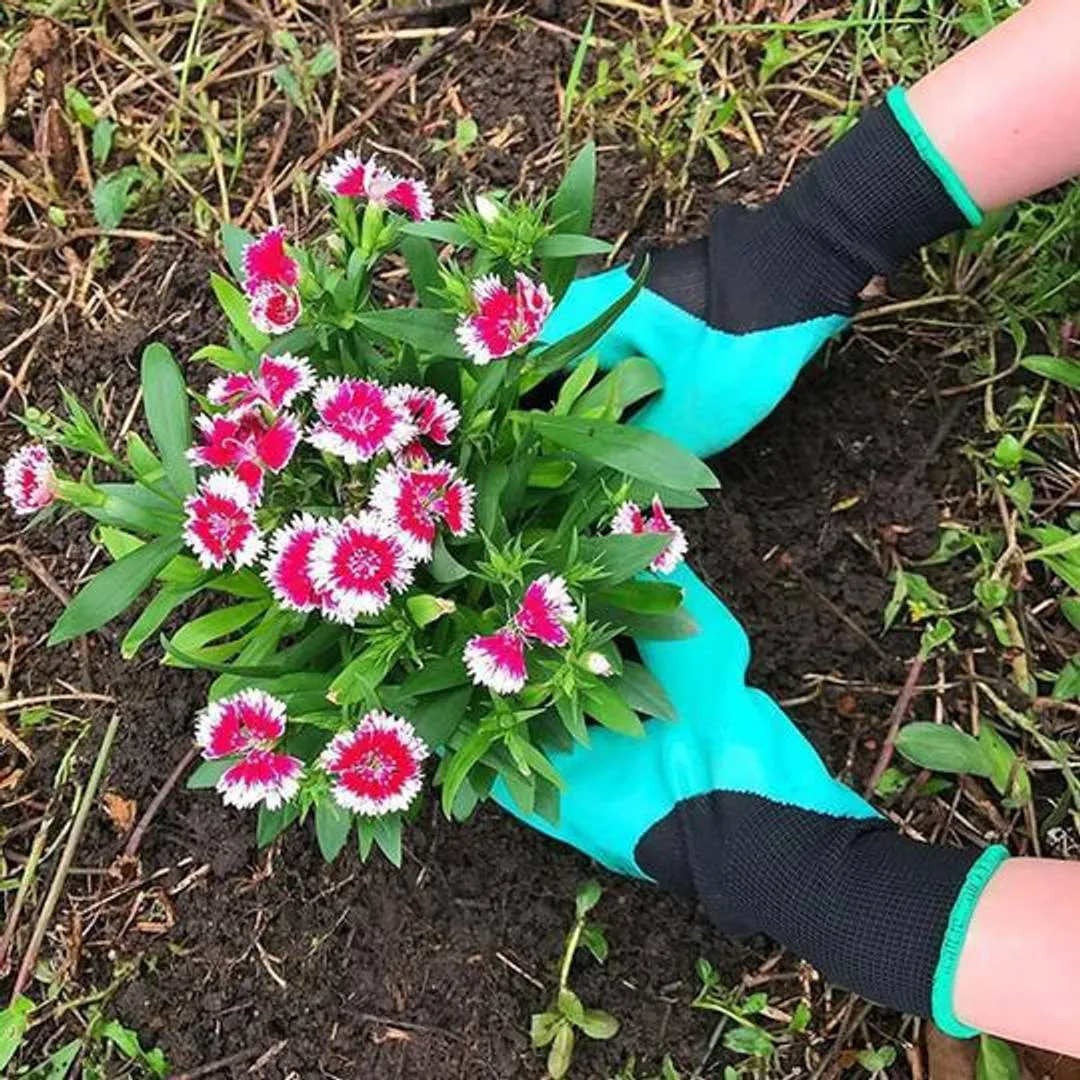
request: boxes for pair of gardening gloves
[494,91,1007,1037]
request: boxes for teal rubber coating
[930,843,1011,1038]
[886,87,984,229]
[493,563,879,879]
[540,267,849,459]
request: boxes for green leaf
[141,343,195,495]
[553,355,598,416]
[430,535,470,582]
[1062,597,1080,631]
[189,344,254,372]
[407,686,472,748]
[526,260,645,385]
[572,356,662,420]
[557,988,585,1024]
[977,724,1031,805]
[594,602,700,640]
[23,1037,80,1079]
[609,661,676,721]
[122,582,205,658]
[186,757,231,790]
[597,580,683,614]
[583,683,645,738]
[84,483,183,534]
[355,308,467,359]
[440,726,498,817]
[529,414,718,491]
[976,1036,1021,1080]
[579,924,608,964]
[220,222,256,281]
[578,1009,619,1040]
[530,1011,560,1049]
[65,86,97,126]
[723,1026,774,1058]
[372,814,403,867]
[544,140,596,299]
[548,1021,575,1080]
[399,656,470,697]
[400,235,443,308]
[1020,354,1080,390]
[400,220,471,245]
[257,801,300,847]
[527,459,576,489]
[49,535,183,645]
[92,118,116,167]
[315,798,353,862]
[0,996,34,1069]
[575,879,602,917]
[92,166,144,230]
[168,599,268,660]
[309,42,339,77]
[857,1046,897,1072]
[534,234,612,258]
[578,533,669,585]
[211,272,270,351]
[895,722,993,777]
[1053,655,1080,701]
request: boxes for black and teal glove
[495,564,1008,1035]
[543,88,982,457]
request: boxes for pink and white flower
[610,495,688,575]
[456,273,554,365]
[395,441,433,470]
[263,513,340,616]
[464,627,528,695]
[319,151,434,221]
[514,574,577,648]
[195,688,303,811]
[4,444,55,516]
[188,410,301,497]
[370,463,474,560]
[308,378,415,464]
[309,511,415,622]
[242,227,299,295]
[319,711,429,815]
[183,471,263,570]
[208,353,315,413]
[388,384,460,446]
[249,283,301,335]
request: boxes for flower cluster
[319,151,433,222]
[465,575,578,694]
[242,228,303,335]
[196,689,427,815]
[6,141,711,863]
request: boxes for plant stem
[557,911,585,991]
[12,713,122,1000]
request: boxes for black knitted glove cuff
[635,791,983,1019]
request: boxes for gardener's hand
[546,88,980,457]
[494,563,1008,1036]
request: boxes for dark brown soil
[0,17,983,1080]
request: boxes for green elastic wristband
[930,844,1010,1038]
[886,86,984,228]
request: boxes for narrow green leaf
[548,1019,575,1079]
[401,220,472,245]
[895,722,993,776]
[122,582,205,658]
[0,996,34,1069]
[49,535,183,645]
[544,140,596,299]
[597,580,683,614]
[572,356,662,420]
[590,602,700,640]
[189,344,254,372]
[257,801,300,846]
[186,757,231,790]
[220,222,255,280]
[211,272,270,351]
[583,683,645,738]
[609,661,676,721]
[83,483,183,534]
[976,1036,1021,1080]
[575,879,602,917]
[372,814,403,867]
[355,308,467,359]
[1020,354,1080,390]
[534,234,612,258]
[141,343,196,495]
[407,685,472,748]
[92,166,144,230]
[315,798,353,862]
[553,355,598,416]
[400,234,443,308]
[530,413,718,491]
[169,599,268,657]
[577,533,669,584]
[440,726,497,817]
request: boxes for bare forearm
[908,0,1080,210]
[953,857,1080,1056]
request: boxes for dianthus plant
[8,144,717,865]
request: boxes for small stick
[0,799,58,974]
[236,103,293,228]
[864,654,926,797]
[124,744,199,858]
[11,712,122,999]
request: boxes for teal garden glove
[543,87,982,458]
[495,564,1008,1037]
